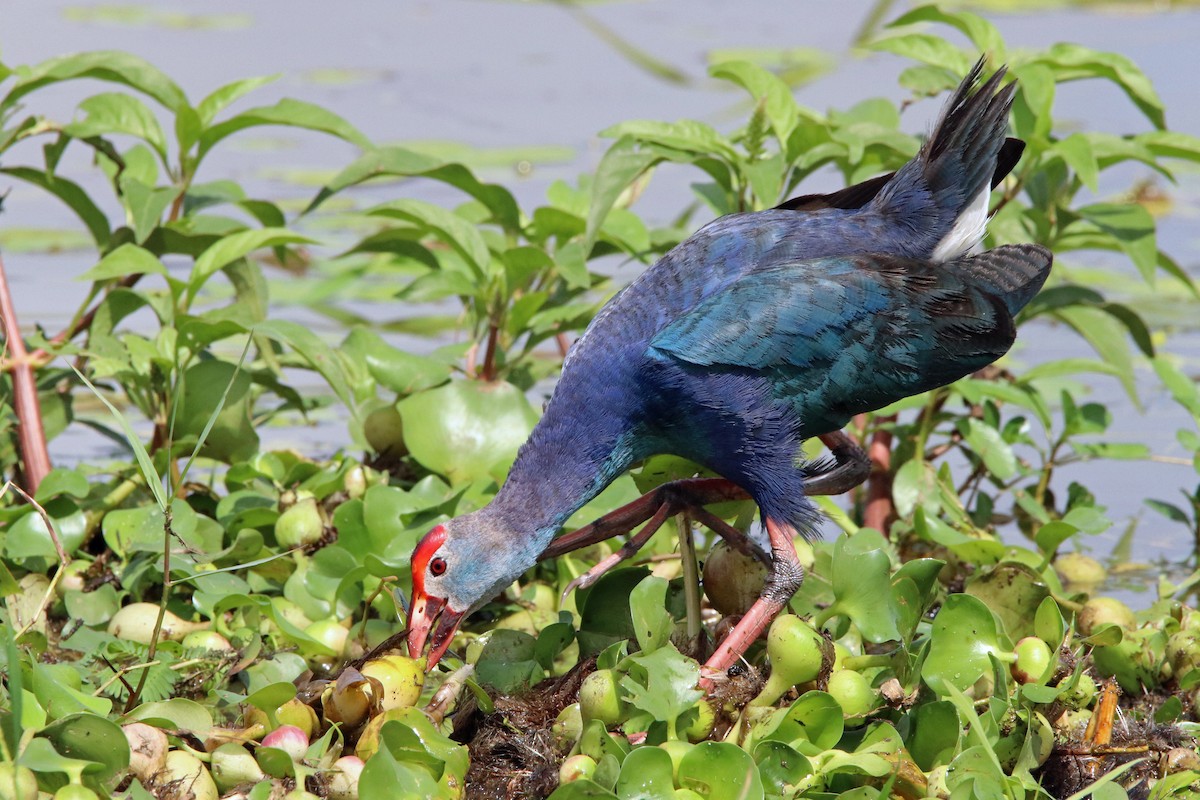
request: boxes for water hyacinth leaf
[244,682,297,719]
[923,593,1010,694]
[614,746,676,800]
[964,562,1049,643]
[397,379,538,485]
[821,531,902,643]
[475,629,544,693]
[676,742,764,800]
[63,584,119,626]
[31,663,111,719]
[620,646,703,732]
[550,780,619,800]
[125,698,214,735]
[17,737,98,788]
[5,499,86,560]
[752,740,812,790]
[1034,596,1066,650]
[757,692,843,754]
[907,700,959,771]
[629,576,673,654]
[39,713,130,783]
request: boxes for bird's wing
[647,244,1050,412]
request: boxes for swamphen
[408,59,1052,675]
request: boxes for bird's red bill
[406,593,463,669]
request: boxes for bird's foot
[804,430,870,496]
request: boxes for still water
[2,1,1199,587]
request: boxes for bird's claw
[560,552,624,602]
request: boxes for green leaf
[6,50,187,110]
[342,328,452,396]
[368,199,492,280]
[397,379,538,485]
[119,175,179,244]
[556,240,590,289]
[0,167,111,249]
[5,499,86,560]
[868,32,973,75]
[629,576,673,654]
[1077,202,1158,283]
[820,531,902,643]
[708,60,798,143]
[39,713,129,784]
[309,145,520,232]
[198,97,370,158]
[190,228,313,296]
[1035,43,1165,129]
[884,6,1004,57]
[585,136,660,253]
[958,418,1017,480]
[619,646,703,733]
[33,468,89,503]
[1053,305,1138,406]
[77,243,166,282]
[70,365,169,510]
[922,593,1010,694]
[63,92,168,160]
[676,742,764,800]
[1053,133,1098,192]
[614,746,676,800]
[254,319,358,417]
[174,358,259,463]
[474,629,543,693]
[195,74,280,126]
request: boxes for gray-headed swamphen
[407,58,1052,678]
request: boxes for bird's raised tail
[954,242,1052,317]
[870,57,1016,262]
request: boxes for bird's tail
[870,57,1016,262]
[953,243,1053,317]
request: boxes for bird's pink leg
[703,517,803,678]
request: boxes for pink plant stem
[0,252,51,492]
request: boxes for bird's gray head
[405,511,532,668]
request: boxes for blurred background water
[2,0,1199,589]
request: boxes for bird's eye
[429,557,447,577]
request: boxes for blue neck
[486,379,641,552]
